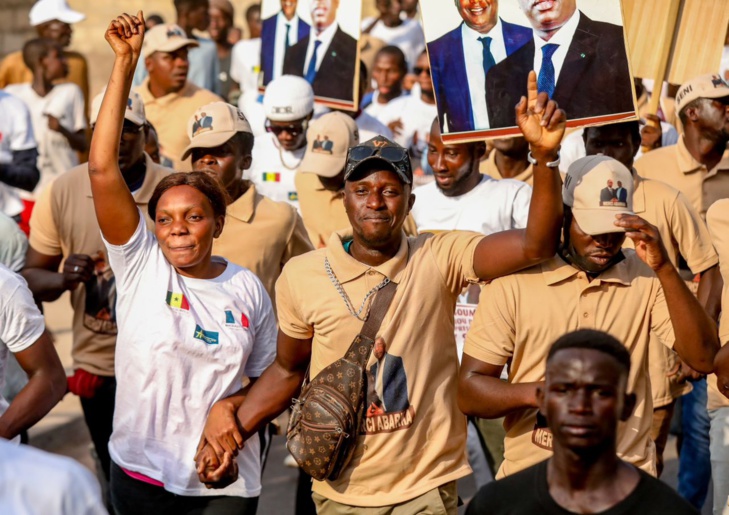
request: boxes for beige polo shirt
[634,136,729,218]
[464,252,675,478]
[479,151,534,186]
[705,199,729,410]
[212,182,313,303]
[136,79,221,171]
[625,174,718,407]
[276,229,483,506]
[29,154,171,376]
[294,171,419,249]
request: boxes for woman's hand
[105,11,145,58]
[196,443,239,489]
[195,399,245,461]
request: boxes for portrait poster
[420,0,638,142]
[259,0,362,110]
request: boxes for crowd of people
[3,0,729,514]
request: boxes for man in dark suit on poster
[283,0,357,103]
[260,0,310,85]
[428,0,531,133]
[486,0,634,129]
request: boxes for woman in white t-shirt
[89,13,276,515]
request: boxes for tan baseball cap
[675,73,729,113]
[181,102,253,160]
[142,24,199,59]
[563,156,634,236]
[299,112,360,177]
[89,88,146,126]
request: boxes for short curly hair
[148,171,229,221]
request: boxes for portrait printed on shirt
[420,0,638,142]
[83,251,117,335]
[260,0,363,109]
[362,339,415,434]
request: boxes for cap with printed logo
[563,155,634,236]
[675,73,729,113]
[29,0,85,26]
[263,75,315,122]
[299,112,360,178]
[181,102,253,160]
[142,24,199,59]
[90,88,146,126]
[344,135,413,185]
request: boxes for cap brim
[344,156,411,184]
[180,129,237,161]
[300,152,347,178]
[572,208,634,236]
[144,39,199,58]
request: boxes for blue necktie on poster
[538,44,559,98]
[284,23,291,50]
[478,36,496,79]
[305,40,322,84]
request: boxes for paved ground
[29,294,713,514]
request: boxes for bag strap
[360,281,397,340]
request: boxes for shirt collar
[461,17,503,43]
[484,151,534,182]
[225,181,258,223]
[313,21,338,46]
[542,252,632,287]
[137,78,195,107]
[325,229,409,284]
[676,135,729,176]
[534,9,580,49]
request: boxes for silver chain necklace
[324,257,390,321]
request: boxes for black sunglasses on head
[347,145,408,164]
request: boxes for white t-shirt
[0,90,36,216]
[0,438,107,515]
[247,133,305,211]
[356,111,394,142]
[105,215,277,497]
[411,175,532,234]
[377,94,438,159]
[0,265,45,423]
[364,90,408,120]
[361,18,425,71]
[4,83,85,199]
[231,38,262,96]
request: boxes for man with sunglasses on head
[20,89,172,485]
[378,51,437,165]
[196,72,566,513]
[248,75,314,211]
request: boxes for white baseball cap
[563,156,634,235]
[181,102,253,160]
[29,0,85,26]
[90,88,146,126]
[263,75,315,122]
[300,112,360,177]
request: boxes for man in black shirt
[466,329,698,515]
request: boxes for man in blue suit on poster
[428,0,531,133]
[369,339,410,414]
[261,0,311,86]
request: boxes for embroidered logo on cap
[312,134,334,154]
[598,178,628,207]
[166,27,186,38]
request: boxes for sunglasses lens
[379,147,407,161]
[348,146,377,161]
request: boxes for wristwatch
[527,151,561,168]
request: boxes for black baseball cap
[343,135,413,185]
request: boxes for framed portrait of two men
[259,0,362,110]
[421,0,638,142]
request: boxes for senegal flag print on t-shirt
[166,291,190,310]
